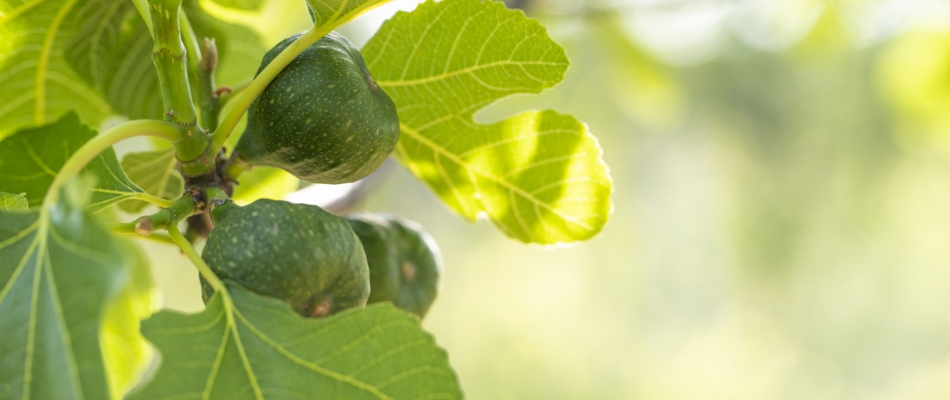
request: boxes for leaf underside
[362,0,613,245]
[0,194,129,400]
[0,112,146,212]
[131,283,462,400]
[119,149,183,213]
[0,0,115,139]
[1,192,29,211]
[0,0,271,140]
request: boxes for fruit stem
[148,0,216,178]
[209,26,327,155]
[122,192,200,236]
[222,154,251,182]
[110,226,176,245]
[205,186,237,224]
[167,221,226,293]
[42,120,181,208]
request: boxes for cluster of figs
[202,32,440,319]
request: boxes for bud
[199,38,218,72]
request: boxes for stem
[149,0,198,127]
[149,0,214,177]
[135,192,176,208]
[205,186,237,224]
[223,156,251,181]
[121,192,198,235]
[111,228,176,245]
[167,222,225,293]
[210,27,327,153]
[197,38,222,132]
[180,7,225,133]
[42,120,180,207]
[179,11,200,68]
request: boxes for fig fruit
[346,213,442,319]
[201,199,369,317]
[235,32,399,184]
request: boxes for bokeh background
[137,0,950,398]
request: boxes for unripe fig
[346,213,442,319]
[235,32,399,184]
[201,199,369,317]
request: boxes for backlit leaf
[65,0,163,120]
[362,0,613,244]
[305,0,390,32]
[119,149,183,213]
[0,0,115,139]
[1,192,28,211]
[101,239,157,399]
[208,0,266,11]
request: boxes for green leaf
[0,185,130,400]
[101,239,157,399]
[0,112,149,212]
[208,0,266,11]
[305,0,390,33]
[1,192,29,211]
[231,167,299,205]
[63,0,271,120]
[131,283,462,399]
[119,149,183,213]
[183,0,268,88]
[0,0,115,139]
[65,0,164,120]
[362,0,613,244]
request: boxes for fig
[201,199,369,317]
[346,213,442,319]
[235,32,399,184]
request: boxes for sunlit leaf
[1,192,29,211]
[0,185,130,400]
[0,113,148,212]
[232,167,299,205]
[208,0,266,11]
[183,0,268,89]
[101,239,157,400]
[131,283,461,399]
[65,0,163,120]
[0,0,115,139]
[119,149,183,213]
[305,0,390,32]
[362,0,612,244]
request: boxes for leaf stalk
[209,26,327,155]
[42,120,181,208]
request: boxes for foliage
[0,0,612,397]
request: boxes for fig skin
[201,199,370,318]
[346,213,442,319]
[235,31,399,184]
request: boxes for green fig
[201,199,369,317]
[235,32,399,184]
[346,213,442,319]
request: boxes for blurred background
[135,0,950,398]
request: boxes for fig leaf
[130,283,462,399]
[362,0,614,244]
